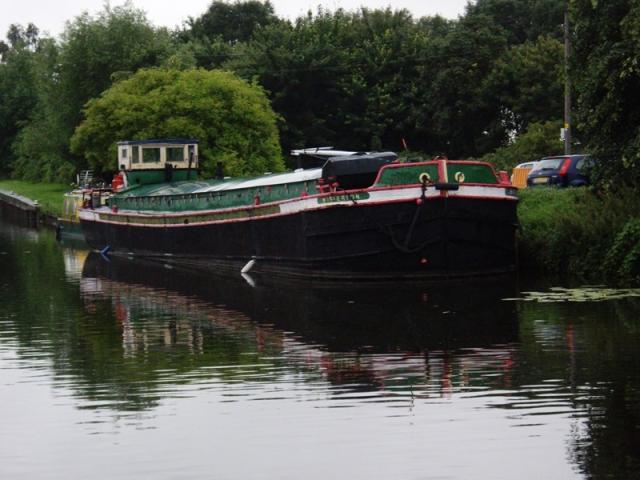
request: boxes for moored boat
[57,170,111,240]
[79,139,519,279]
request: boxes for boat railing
[77,170,94,188]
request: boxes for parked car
[527,154,592,187]
[514,161,538,170]
[510,161,538,188]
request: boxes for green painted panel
[375,162,499,187]
[375,164,440,186]
[125,169,197,187]
[446,164,498,184]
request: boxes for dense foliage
[5,5,173,181]
[1,0,639,188]
[483,120,564,171]
[518,187,640,283]
[1,0,570,181]
[70,68,283,177]
[0,24,39,176]
[571,0,640,187]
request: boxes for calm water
[1,219,639,480]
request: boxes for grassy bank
[518,187,640,285]
[0,180,68,217]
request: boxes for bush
[71,68,284,177]
[484,120,564,171]
[603,219,640,284]
[517,187,640,283]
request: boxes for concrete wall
[0,189,41,228]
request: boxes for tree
[483,120,564,171]
[420,13,509,157]
[571,0,640,187]
[178,0,278,69]
[0,24,41,176]
[186,0,277,44]
[11,4,174,181]
[70,68,283,177]
[465,0,565,44]
[484,35,564,134]
[228,8,453,157]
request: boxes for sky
[1,0,470,39]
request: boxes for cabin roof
[118,168,323,198]
[117,138,199,146]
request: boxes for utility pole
[564,4,572,155]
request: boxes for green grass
[517,186,640,283]
[0,180,69,217]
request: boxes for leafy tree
[10,39,76,182]
[421,13,509,157]
[0,24,41,176]
[11,4,174,181]
[484,35,564,134]
[483,119,563,171]
[571,0,640,187]
[466,0,565,44]
[229,8,456,157]
[179,0,278,68]
[70,68,283,177]
[58,5,173,137]
[186,0,277,44]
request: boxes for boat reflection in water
[80,253,519,401]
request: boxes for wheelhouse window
[142,147,161,163]
[167,147,184,163]
[121,148,127,158]
[132,146,140,163]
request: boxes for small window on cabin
[142,147,161,163]
[121,148,127,158]
[132,147,140,163]
[166,147,184,163]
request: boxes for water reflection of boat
[82,253,519,350]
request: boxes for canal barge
[79,139,519,279]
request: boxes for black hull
[81,197,518,279]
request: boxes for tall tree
[187,0,277,44]
[11,4,174,181]
[484,35,564,134]
[0,24,40,176]
[466,0,565,44]
[71,68,283,177]
[420,13,509,157]
[179,0,278,68]
[572,0,640,187]
[229,8,453,157]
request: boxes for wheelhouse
[116,139,199,187]
[117,139,199,171]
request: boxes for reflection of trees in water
[517,299,640,479]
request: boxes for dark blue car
[527,154,592,187]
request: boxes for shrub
[71,68,284,177]
[517,187,640,283]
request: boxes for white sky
[1,0,470,39]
